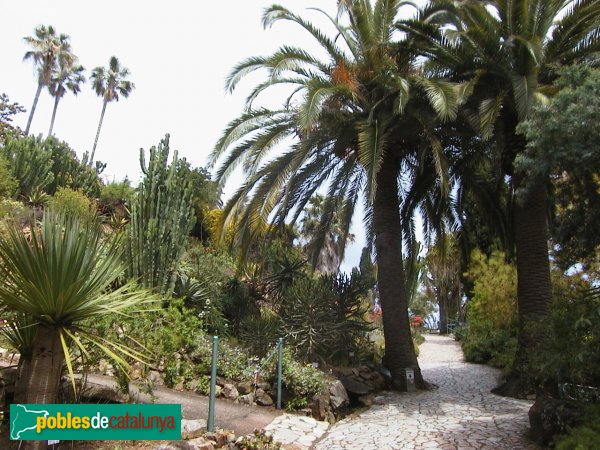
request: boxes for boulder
[329,380,349,410]
[310,394,328,421]
[338,375,372,396]
[238,393,255,405]
[180,418,207,440]
[358,394,375,407]
[255,388,274,406]
[257,381,271,391]
[148,370,163,384]
[236,381,254,395]
[222,383,239,401]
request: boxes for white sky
[1,0,424,271]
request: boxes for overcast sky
[2,1,426,270]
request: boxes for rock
[222,383,239,401]
[181,418,207,440]
[338,375,372,396]
[371,371,387,390]
[188,437,215,450]
[155,442,192,450]
[257,381,271,391]
[148,370,163,384]
[236,381,254,395]
[255,388,274,406]
[204,430,229,447]
[310,394,327,421]
[129,361,143,380]
[238,393,255,405]
[334,367,354,377]
[329,380,349,410]
[174,378,185,391]
[358,394,375,407]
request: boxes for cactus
[1,135,54,199]
[45,136,102,197]
[1,135,101,199]
[125,134,195,297]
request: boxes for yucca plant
[0,212,151,430]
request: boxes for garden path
[267,334,539,450]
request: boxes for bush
[555,405,600,450]
[461,250,518,369]
[526,285,600,393]
[48,188,97,222]
[256,347,329,410]
[279,273,370,364]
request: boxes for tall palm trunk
[21,324,64,450]
[513,181,552,372]
[373,155,425,390]
[495,180,552,397]
[514,182,552,323]
[438,292,448,335]
[25,82,43,135]
[90,99,108,166]
[48,95,60,136]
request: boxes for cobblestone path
[312,334,538,450]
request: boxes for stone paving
[266,334,539,450]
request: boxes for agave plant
[0,212,152,426]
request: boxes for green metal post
[208,336,218,431]
[277,338,283,409]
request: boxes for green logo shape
[10,404,181,441]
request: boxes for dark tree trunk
[90,100,108,166]
[495,180,552,398]
[48,95,60,136]
[12,354,32,404]
[514,182,552,328]
[438,293,448,335]
[21,324,65,450]
[25,83,43,135]
[373,155,426,390]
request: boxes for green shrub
[0,156,17,198]
[526,286,600,392]
[256,347,329,410]
[555,405,600,450]
[239,308,280,357]
[279,273,370,364]
[556,426,600,450]
[461,250,518,369]
[48,188,97,221]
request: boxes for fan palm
[23,25,74,135]
[47,61,86,136]
[211,0,462,390]
[399,0,600,392]
[0,212,149,441]
[89,56,135,165]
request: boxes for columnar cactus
[2,135,54,199]
[125,134,195,297]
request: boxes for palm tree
[299,194,355,274]
[89,56,135,165]
[23,25,74,135]
[211,0,461,390]
[399,0,600,393]
[0,213,148,450]
[47,61,85,136]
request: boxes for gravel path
[307,334,538,450]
